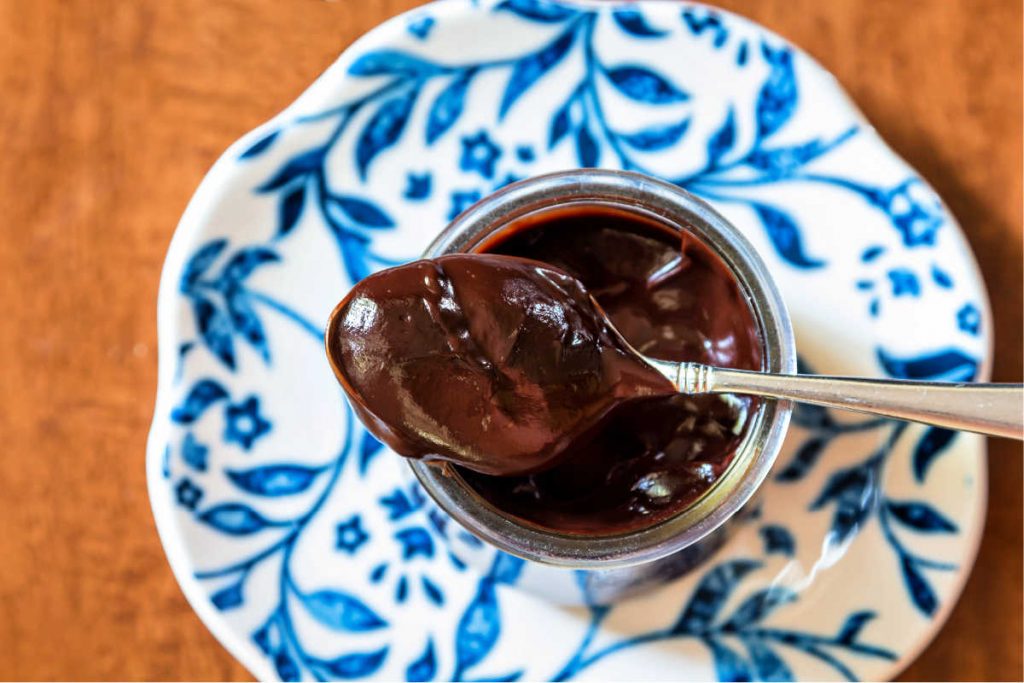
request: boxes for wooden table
[0,0,1019,679]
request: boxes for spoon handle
[669,362,1024,440]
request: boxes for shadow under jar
[410,170,795,602]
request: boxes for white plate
[147,1,991,680]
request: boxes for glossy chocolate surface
[326,253,675,476]
[460,206,762,533]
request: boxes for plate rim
[146,0,994,679]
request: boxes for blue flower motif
[883,180,944,247]
[459,131,502,179]
[957,303,981,336]
[395,527,435,560]
[404,172,431,200]
[407,15,435,40]
[336,515,370,554]
[888,269,920,297]
[223,396,271,451]
[175,477,203,510]
[380,487,424,521]
[448,190,483,220]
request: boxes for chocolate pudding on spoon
[326,204,761,535]
[326,252,676,477]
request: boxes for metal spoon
[641,357,1023,440]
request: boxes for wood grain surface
[0,0,1019,680]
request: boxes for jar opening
[412,170,794,567]
[449,200,767,538]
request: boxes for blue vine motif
[233,0,959,313]
[160,1,988,679]
[776,354,977,617]
[555,559,896,681]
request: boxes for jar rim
[411,169,795,568]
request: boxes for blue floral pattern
[151,1,989,680]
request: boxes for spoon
[641,357,1024,440]
[327,252,1023,481]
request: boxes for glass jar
[409,170,795,604]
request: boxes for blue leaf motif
[759,525,795,557]
[275,651,301,682]
[861,245,885,262]
[756,43,797,138]
[277,184,306,237]
[257,147,326,192]
[240,129,280,159]
[220,247,280,283]
[455,579,500,676]
[360,430,386,473]
[253,619,278,654]
[427,69,476,145]
[211,581,244,610]
[901,556,938,615]
[791,391,833,427]
[619,118,691,151]
[810,459,880,540]
[330,195,395,229]
[181,433,208,471]
[369,563,388,583]
[612,8,666,37]
[723,586,798,628]
[182,239,227,290]
[736,41,749,66]
[575,125,599,167]
[548,100,572,149]
[227,464,323,497]
[407,15,435,40]
[745,137,848,178]
[314,647,389,679]
[459,530,484,548]
[751,204,825,269]
[349,50,442,77]
[742,638,792,682]
[886,500,957,533]
[225,289,268,360]
[198,503,276,535]
[707,108,736,167]
[356,88,419,179]
[606,66,688,104]
[499,29,575,119]
[193,296,235,369]
[171,379,228,424]
[495,0,578,23]
[836,610,876,645]
[671,559,760,633]
[931,265,953,289]
[421,576,444,606]
[913,427,958,482]
[704,637,752,682]
[489,552,526,585]
[335,231,374,284]
[774,436,827,482]
[406,639,437,682]
[303,589,388,632]
[877,348,978,381]
[681,8,726,43]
